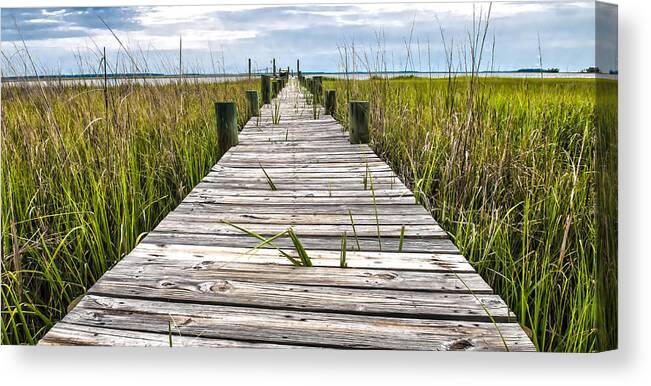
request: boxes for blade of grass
[287,227,312,267]
[221,221,301,266]
[347,209,361,251]
[259,163,277,191]
[340,231,348,268]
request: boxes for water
[2,71,616,87]
[316,72,617,80]
[1,75,250,87]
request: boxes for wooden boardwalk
[40,79,535,351]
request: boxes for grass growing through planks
[347,209,361,251]
[272,99,282,124]
[398,225,405,253]
[168,321,173,347]
[287,228,312,267]
[325,76,618,352]
[340,231,348,268]
[221,221,313,267]
[1,78,259,344]
[259,163,278,191]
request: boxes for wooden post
[248,58,251,79]
[273,58,276,76]
[261,75,271,104]
[325,90,336,116]
[215,102,238,155]
[349,101,369,144]
[246,90,259,117]
[313,76,323,103]
[297,59,300,75]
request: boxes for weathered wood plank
[189,186,413,197]
[182,194,418,206]
[213,164,393,173]
[90,273,510,322]
[40,322,298,348]
[153,220,446,238]
[173,202,432,216]
[201,176,407,188]
[143,232,459,254]
[130,243,472,272]
[221,153,382,161]
[166,211,437,225]
[208,171,399,179]
[104,259,491,293]
[64,295,535,351]
[197,182,409,192]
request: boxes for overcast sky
[1,1,617,76]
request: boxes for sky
[0,1,618,76]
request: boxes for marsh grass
[325,75,618,352]
[1,78,259,344]
[221,221,313,267]
[272,99,281,124]
[347,209,361,251]
[340,231,348,268]
[259,163,277,191]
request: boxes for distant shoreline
[2,71,618,83]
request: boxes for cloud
[1,2,610,75]
[2,7,144,41]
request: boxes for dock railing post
[215,101,239,155]
[261,75,271,104]
[308,78,314,102]
[348,101,369,144]
[325,90,336,116]
[245,90,259,117]
[313,76,323,103]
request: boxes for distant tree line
[516,68,560,73]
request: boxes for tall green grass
[1,78,258,344]
[325,76,617,352]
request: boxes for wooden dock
[40,78,535,351]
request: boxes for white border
[1,1,648,385]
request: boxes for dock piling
[261,75,271,104]
[325,90,336,116]
[313,76,323,103]
[246,90,259,117]
[215,101,239,155]
[348,101,369,144]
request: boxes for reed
[1,78,258,344]
[325,75,618,353]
